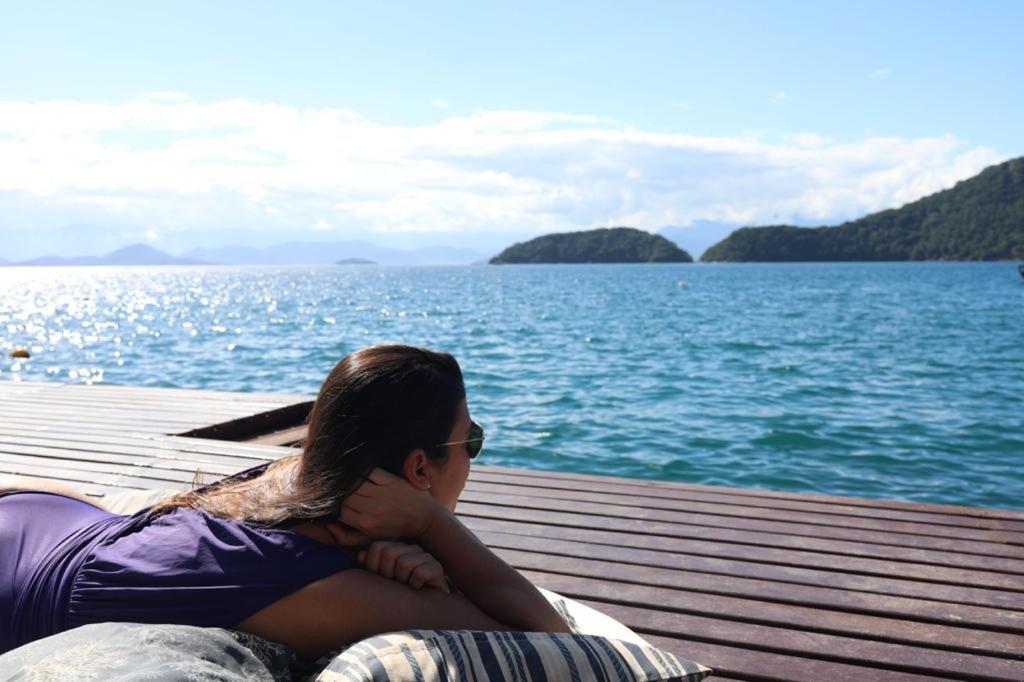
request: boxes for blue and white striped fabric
[316,630,711,681]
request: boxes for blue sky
[1,1,1021,258]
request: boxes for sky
[1,0,1021,258]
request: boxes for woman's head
[299,344,475,511]
[148,344,478,525]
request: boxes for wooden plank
[0,459,187,492]
[471,528,1024,629]
[0,381,310,404]
[467,469,1024,529]
[523,573,1024,680]
[0,419,165,438]
[493,547,1024,655]
[0,386,309,432]
[0,417,201,439]
[454,494,1024,569]
[0,427,288,460]
[0,450,238,483]
[462,516,1024,609]
[0,434,280,473]
[0,417,284,448]
[0,473,125,498]
[0,402,312,445]
[4,387,302,408]
[455,502,1024,587]
[464,480,1024,545]
[469,470,1024,534]
[640,628,952,681]
[0,399,265,424]
[0,388,289,411]
[0,433,272,468]
[481,464,1024,522]
[0,451,266,496]
[0,460,127,488]
[0,403,226,429]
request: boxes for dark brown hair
[148,345,466,526]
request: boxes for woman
[0,345,569,658]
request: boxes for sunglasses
[435,420,485,459]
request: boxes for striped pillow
[315,630,711,681]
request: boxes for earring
[426,482,432,489]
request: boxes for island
[701,156,1024,262]
[335,258,377,265]
[490,227,692,264]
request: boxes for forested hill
[701,157,1024,262]
[490,227,692,264]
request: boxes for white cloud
[0,93,1005,239]
[773,91,790,101]
[432,100,451,109]
[312,218,332,232]
[870,67,892,80]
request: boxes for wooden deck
[1,380,1023,680]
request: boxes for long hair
[147,345,465,526]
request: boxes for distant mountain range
[3,240,487,267]
[183,240,485,266]
[702,157,1024,262]
[14,244,205,266]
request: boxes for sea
[2,262,1022,510]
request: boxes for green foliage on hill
[490,227,693,264]
[701,157,1024,262]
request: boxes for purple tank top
[0,489,357,654]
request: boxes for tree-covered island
[701,156,1024,262]
[490,227,692,264]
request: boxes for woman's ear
[402,448,433,490]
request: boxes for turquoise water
[2,262,1022,510]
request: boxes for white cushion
[539,587,650,646]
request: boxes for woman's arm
[234,568,507,660]
[336,469,569,634]
[415,507,568,632]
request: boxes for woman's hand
[358,541,449,592]
[332,468,446,542]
